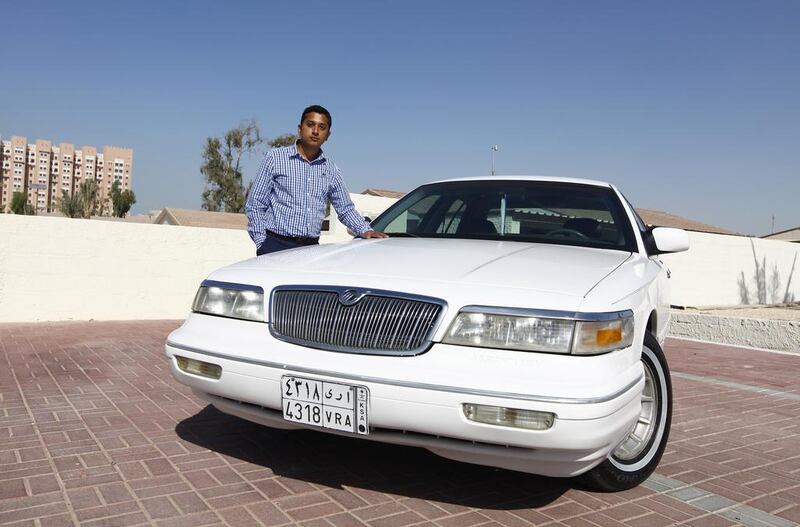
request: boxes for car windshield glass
[371,180,637,251]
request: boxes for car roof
[429,175,614,188]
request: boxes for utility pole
[490,145,499,176]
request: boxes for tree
[201,120,264,213]
[200,121,298,213]
[78,179,99,219]
[268,133,298,148]
[59,180,99,219]
[10,192,35,215]
[60,190,82,218]
[110,180,137,218]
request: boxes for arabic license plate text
[281,376,369,435]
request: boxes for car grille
[270,287,445,355]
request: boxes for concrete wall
[0,214,254,322]
[2,214,799,322]
[669,311,800,353]
[661,232,800,307]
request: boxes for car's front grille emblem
[338,288,366,306]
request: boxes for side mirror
[363,216,372,223]
[650,227,689,254]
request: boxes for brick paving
[1,321,798,527]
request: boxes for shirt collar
[289,142,327,163]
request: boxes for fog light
[463,404,555,431]
[176,356,222,379]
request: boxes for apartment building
[0,135,133,214]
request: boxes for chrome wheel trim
[613,354,659,461]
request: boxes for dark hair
[300,105,332,129]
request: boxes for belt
[265,229,319,246]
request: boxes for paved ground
[1,321,799,527]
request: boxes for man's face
[297,112,331,148]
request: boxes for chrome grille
[270,287,445,355]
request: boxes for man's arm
[245,151,275,248]
[328,167,386,238]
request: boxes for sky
[1,0,798,236]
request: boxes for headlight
[443,311,574,353]
[443,307,633,355]
[192,281,265,322]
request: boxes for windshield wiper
[388,232,421,238]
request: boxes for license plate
[281,375,369,435]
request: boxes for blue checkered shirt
[245,144,371,247]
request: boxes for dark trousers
[256,233,319,256]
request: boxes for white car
[165,176,689,491]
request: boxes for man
[246,105,387,255]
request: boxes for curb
[668,311,800,354]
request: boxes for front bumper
[165,316,644,478]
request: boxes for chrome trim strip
[166,340,643,405]
[459,305,634,322]
[200,280,264,293]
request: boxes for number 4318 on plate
[281,375,369,435]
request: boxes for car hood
[214,238,632,305]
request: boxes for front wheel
[580,332,672,491]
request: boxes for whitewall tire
[580,332,672,491]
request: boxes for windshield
[371,180,637,251]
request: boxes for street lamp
[490,145,499,176]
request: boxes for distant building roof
[361,188,406,199]
[636,208,738,235]
[762,226,800,242]
[89,214,155,224]
[154,208,247,230]
[121,212,160,224]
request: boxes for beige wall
[661,232,800,307]
[0,214,253,322]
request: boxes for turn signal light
[596,327,622,345]
[463,404,555,431]
[176,356,222,380]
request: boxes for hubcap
[613,357,659,461]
